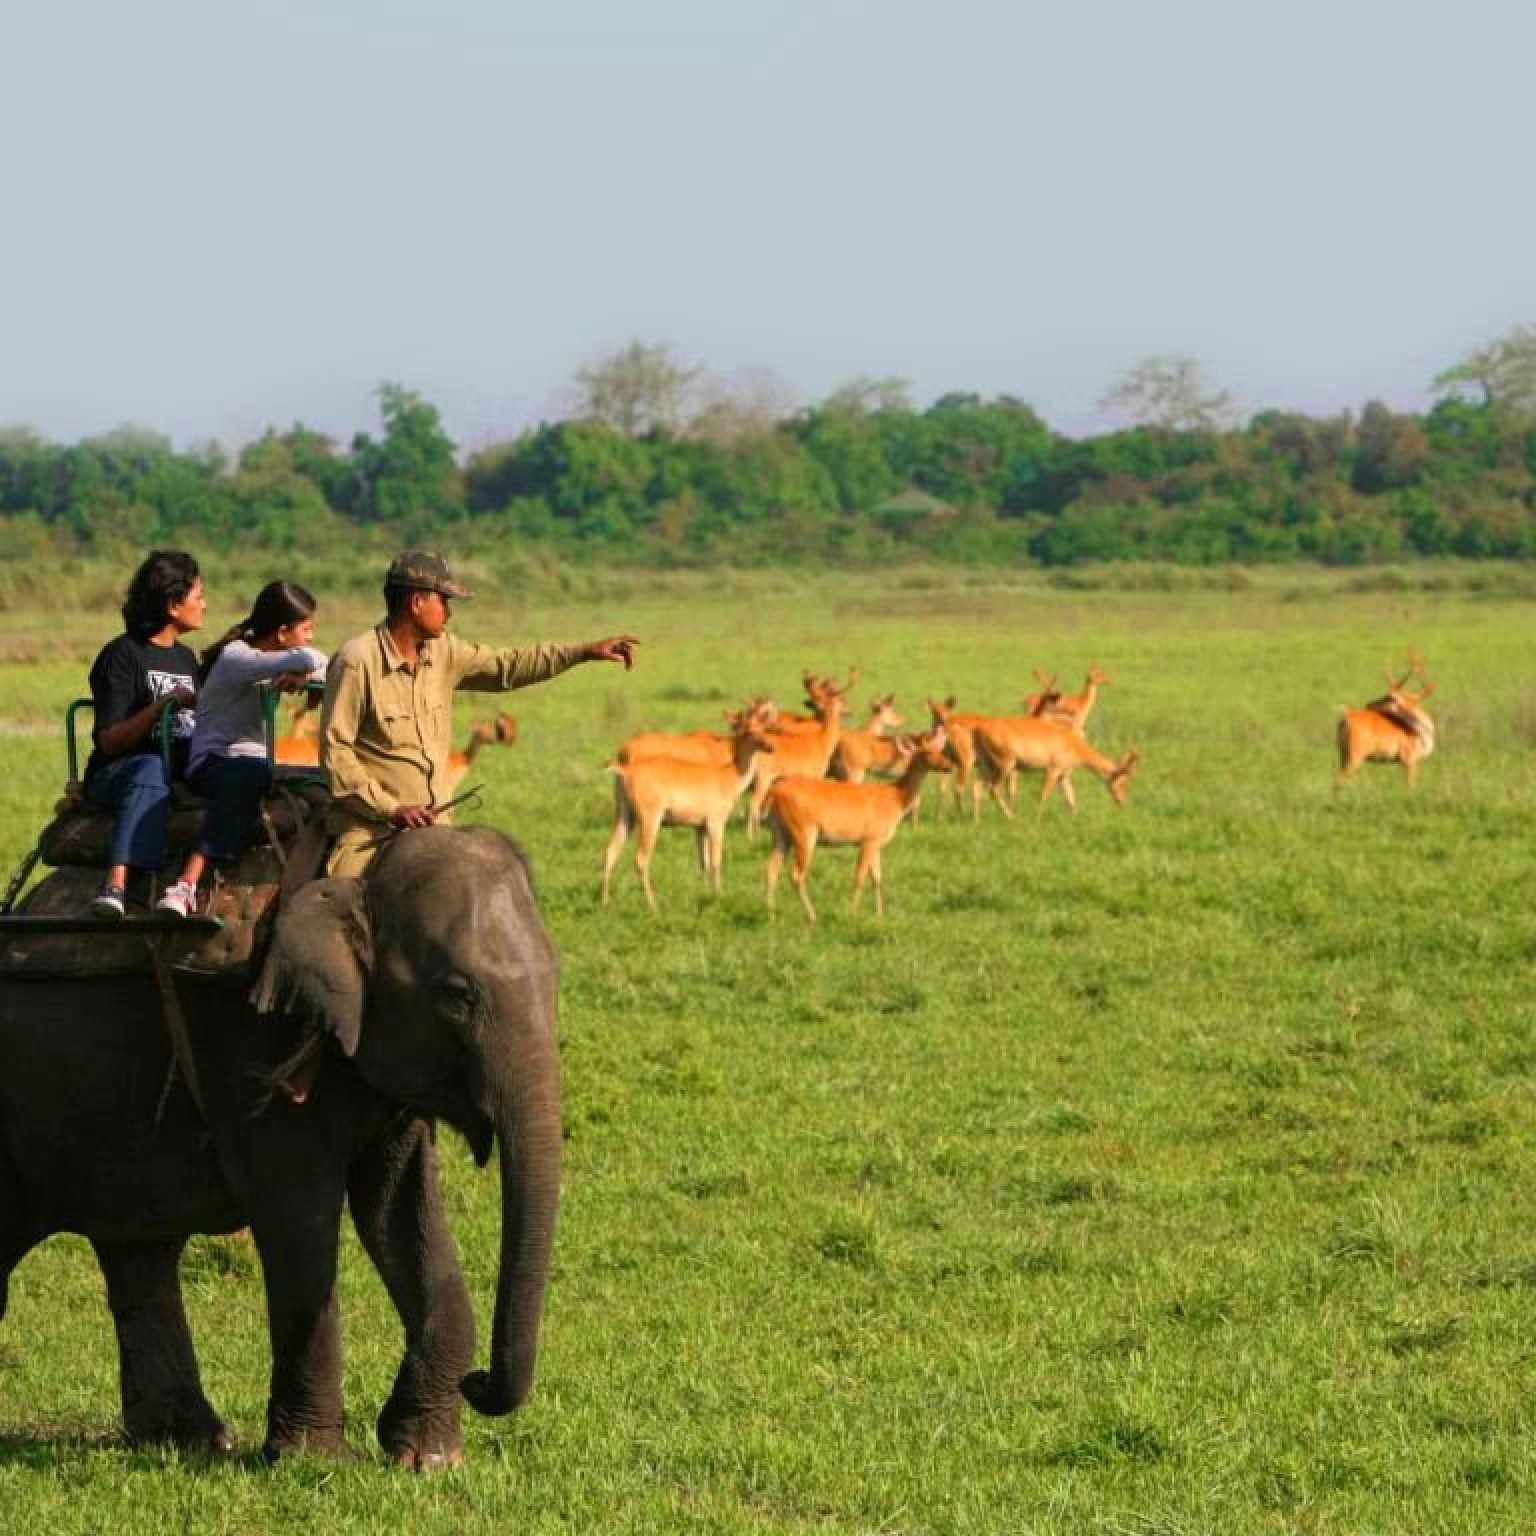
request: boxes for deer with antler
[1032,665,1111,729]
[1336,651,1437,787]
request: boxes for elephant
[0,824,562,1468]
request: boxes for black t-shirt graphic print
[84,633,199,781]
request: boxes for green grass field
[1,563,1534,1533]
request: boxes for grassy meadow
[2,560,1535,1534]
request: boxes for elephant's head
[253,824,561,1417]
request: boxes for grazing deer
[764,727,951,922]
[970,716,1140,815]
[1336,653,1437,787]
[830,695,907,782]
[745,684,848,837]
[601,715,776,910]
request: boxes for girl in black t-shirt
[82,551,207,918]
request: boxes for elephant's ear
[250,877,371,1057]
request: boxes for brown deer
[768,667,861,738]
[926,696,1014,820]
[1038,664,1111,729]
[745,683,849,837]
[601,715,777,909]
[1336,653,1436,787]
[830,694,907,782]
[764,726,951,922]
[440,712,520,796]
[970,715,1140,815]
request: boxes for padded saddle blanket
[2,777,332,982]
[38,774,329,869]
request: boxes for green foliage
[6,379,1536,569]
[347,382,463,529]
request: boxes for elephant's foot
[378,1398,466,1472]
[124,1396,236,1458]
[262,1400,353,1463]
[261,1423,357,1464]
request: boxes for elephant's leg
[92,1237,234,1454]
[246,1174,350,1459]
[0,1140,28,1321]
[349,1117,474,1470]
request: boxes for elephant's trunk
[461,1043,561,1417]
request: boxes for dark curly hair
[121,550,201,641]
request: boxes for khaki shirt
[320,623,581,827]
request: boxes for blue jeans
[84,753,173,871]
[187,754,272,862]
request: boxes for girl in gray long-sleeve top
[156,581,328,917]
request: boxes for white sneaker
[155,879,198,918]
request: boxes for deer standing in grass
[830,694,907,782]
[764,727,951,922]
[601,714,776,909]
[1336,654,1436,787]
[970,715,1140,815]
[439,712,520,796]
[926,696,1018,820]
[745,683,848,837]
[1036,665,1111,729]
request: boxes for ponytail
[197,580,317,683]
[198,616,257,683]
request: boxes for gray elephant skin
[0,825,562,1468]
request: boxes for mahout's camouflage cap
[384,549,475,600]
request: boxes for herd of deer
[599,664,1144,920]
[267,649,1437,923]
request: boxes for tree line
[3,333,1535,569]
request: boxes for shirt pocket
[377,706,423,751]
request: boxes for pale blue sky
[2,0,1531,451]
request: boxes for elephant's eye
[437,975,477,1022]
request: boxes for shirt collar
[375,622,438,673]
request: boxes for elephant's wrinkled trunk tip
[460,1365,526,1417]
[461,1085,560,1418]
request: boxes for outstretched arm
[450,634,641,691]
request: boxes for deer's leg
[745,772,773,839]
[853,843,884,918]
[1038,769,1060,812]
[765,827,785,912]
[792,832,819,924]
[600,804,630,904]
[634,811,661,911]
[1059,771,1078,811]
[704,817,725,894]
